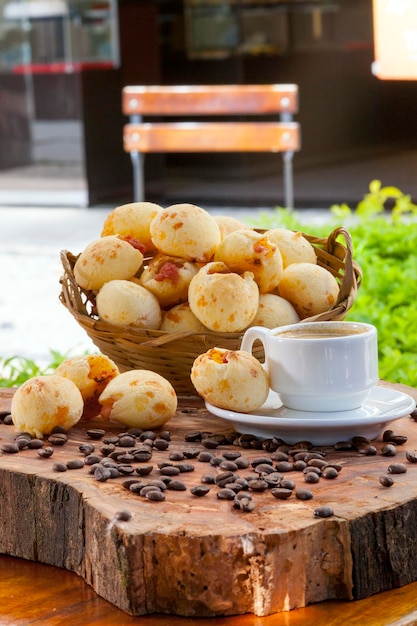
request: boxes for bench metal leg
[282,151,294,210]
[130,150,145,202]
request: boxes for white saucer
[205,387,416,446]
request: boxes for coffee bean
[103,436,119,445]
[303,466,321,476]
[84,454,102,465]
[0,411,12,422]
[182,449,200,459]
[52,462,67,472]
[201,473,216,484]
[190,486,210,497]
[304,472,320,484]
[160,466,181,476]
[314,505,334,518]
[381,444,397,457]
[271,488,292,500]
[217,488,236,500]
[135,465,153,476]
[66,459,84,470]
[275,461,294,473]
[166,479,187,491]
[280,478,295,490]
[140,431,157,441]
[358,445,377,456]
[234,497,255,512]
[146,489,165,502]
[94,465,112,482]
[114,510,132,521]
[222,451,241,461]
[308,459,328,469]
[254,463,276,475]
[251,456,273,468]
[169,451,184,461]
[1,443,19,453]
[263,472,283,487]
[198,451,213,462]
[86,429,106,440]
[379,475,394,487]
[175,463,195,473]
[410,408,417,422]
[247,479,268,492]
[140,485,162,497]
[48,433,68,446]
[293,460,307,471]
[234,457,250,469]
[334,441,354,451]
[79,443,95,455]
[118,465,135,475]
[389,435,408,446]
[51,425,67,434]
[133,449,152,462]
[295,489,313,500]
[406,451,417,464]
[2,414,13,426]
[201,438,220,449]
[270,451,290,462]
[184,431,202,442]
[322,467,339,480]
[118,435,136,448]
[387,463,407,474]
[37,446,54,458]
[383,429,395,442]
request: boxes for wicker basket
[60,226,362,396]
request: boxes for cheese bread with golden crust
[160,303,207,332]
[101,201,164,252]
[74,235,143,291]
[96,279,161,329]
[99,369,177,429]
[213,229,283,293]
[278,263,339,318]
[249,293,300,329]
[138,254,199,308]
[55,354,119,420]
[11,375,84,438]
[191,348,269,413]
[213,215,251,240]
[188,261,259,332]
[150,203,221,262]
[266,228,317,267]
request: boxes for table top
[1,382,417,625]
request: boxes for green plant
[251,180,417,388]
[0,350,72,387]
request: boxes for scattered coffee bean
[201,473,216,484]
[201,438,220,449]
[52,462,67,472]
[334,441,354,451]
[160,466,181,476]
[176,463,195,473]
[383,429,395,442]
[86,429,106,440]
[308,459,328,469]
[190,485,211,497]
[280,478,295,490]
[184,431,202,442]
[66,459,84,470]
[135,465,153,476]
[182,449,200,459]
[114,510,132,521]
[295,489,314,500]
[379,475,394,487]
[146,489,165,502]
[322,467,339,480]
[410,408,417,422]
[406,451,417,464]
[37,446,54,458]
[48,433,68,446]
[103,436,119,445]
[133,449,152,462]
[304,472,320,484]
[166,479,187,491]
[79,443,95,456]
[358,445,377,456]
[234,457,250,469]
[217,488,236,501]
[381,443,397,457]
[1,443,19,453]
[247,479,268,492]
[293,460,308,471]
[0,411,12,422]
[275,461,294,473]
[2,414,13,426]
[219,460,239,472]
[118,465,135,475]
[389,435,408,446]
[314,505,334,518]
[118,435,136,448]
[234,497,255,512]
[387,463,407,474]
[169,451,184,461]
[271,488,292,500]
[94,465,112,482]
[222,451,241,461]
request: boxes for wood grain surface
[0,383,417,619]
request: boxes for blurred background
[1,0,417,209]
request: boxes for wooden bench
[122,84,300,208]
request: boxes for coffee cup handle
[240,326,270,372]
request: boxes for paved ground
[0,204,331,368]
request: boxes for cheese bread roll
[139,254,199,308]
[160,303,207,332]
[101,201,164,252]
[278,263,339,318]
[55,354,119,420]
[213,229,283,293]
[74,235,143,291]
[191,348,269,413]
[249,293,300,329]
[150,203,221,262]
[96,279,161,329]
[11,375,83,438]
[99,369,177,429]
[266,228,317,267]
[188,262,259,332]
[213,215,250,240]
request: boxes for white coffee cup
[240,321,379,412]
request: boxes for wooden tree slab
[0,383,417,617]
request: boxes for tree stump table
[0,382,416,618]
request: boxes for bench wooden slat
[122,84,298,116]
[124,122,300,153]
